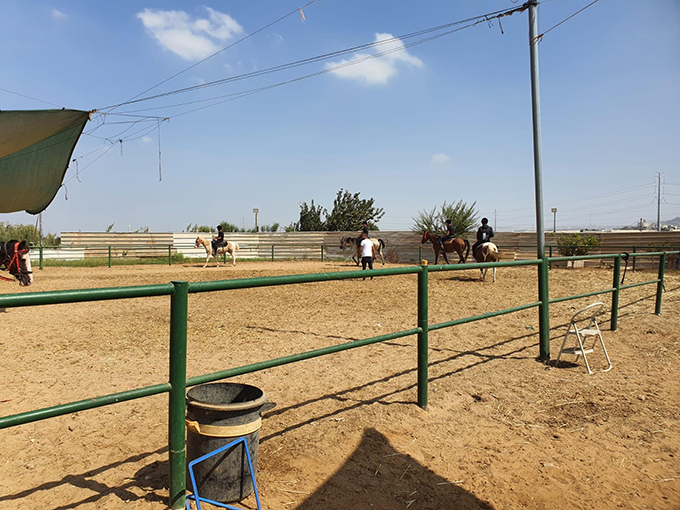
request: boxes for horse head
[340,237,354,250]
[194,237,203,248]
[1,240,33,286]
[421,231,431,244]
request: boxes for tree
[295,200,327,231]
[411,200,478,237]
[260,223,280,232]
[554,232,599,257]
[105,223,115,233]
[325,189,384,231]
[219,221,244,232]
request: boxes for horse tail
[233,242,240,252]
[379,239,385,249]
[464,239,470,263]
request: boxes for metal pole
[655,253,665,315]
[39,246,44,270]
[419,246,422,264]
[168,281,188,509]
[108,245,112,268]
[168,245,172,266]
[417,266,429,409]
[611,255,621,330]
[271,245,275,262]
[528,0,550,360]
[321,245,324,262]
[656,172,661,232]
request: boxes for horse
[474,242,500,282]
[421,231,470,265]
[340,236,386,266]
[0,240,33,286]
[195,236,239,268]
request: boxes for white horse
[195,236,239,267]
[474,242,500,282]
[340,236,386,266]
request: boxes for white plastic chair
[556,302,612,375]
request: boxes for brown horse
[421,231,470,265]
[474,242,500,282]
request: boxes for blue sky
[1,0,679,234]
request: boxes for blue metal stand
[185,437,262,510]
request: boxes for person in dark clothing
[440,219,455,249]
[361,221,369,237]
[472,217,494,258]
[212,225,225,256]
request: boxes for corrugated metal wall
[57,231,680,266]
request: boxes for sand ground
[1,260,678,510]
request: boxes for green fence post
[271,245,274,262]
[39,246,44,270]
[655,253,666,315]
[538,257,550,360]
[321,245,324,262]
[548,245,552,271]
[417,266,429,409]
[169,281,188,509]
[108,246,112,268]
[168,246,172,266]
[611,255,621,331]
[632,246,636,272]
[419,246,422,264]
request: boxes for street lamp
[551,208,557,233]
[253,208,259,232]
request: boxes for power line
[100,4,528,113]
[0,87,65,108]
[531,0,601,43]
[105,0,324,114]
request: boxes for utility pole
[551,207,557,233]
[253,208,259,232]
[656,172,661,231]
[528,0,550,361]
[39,213,43,247]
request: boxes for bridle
[0,241,32,284]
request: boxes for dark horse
[0,240,33,286]
[421,231,470,265]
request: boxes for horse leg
[203,251,210,268]
[492,267,496,283]
[442,248,450,265]
[231,248,236,266]
[433,246,439,265]
[214,249,220,267]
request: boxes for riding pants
[361,256,374,279]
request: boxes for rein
[0,242,32,283]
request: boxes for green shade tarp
[0,109,90,214]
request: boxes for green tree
[0,222,38,243]
[219,221,244,232]
[554,232,599,256]
[295,200,327,231]
[325,189,384,231]
[411,200,478,237]
[260,223,280,232]
[105,223,115,233]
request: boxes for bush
[555,233,599,257]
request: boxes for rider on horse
[440,219,455,249]
[212,225,225,256]
[472,217,494,259]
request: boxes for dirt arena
[1,260,679,510]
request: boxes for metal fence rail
[0,250,675,508]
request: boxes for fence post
[271,245,274,262]
[655,253,666,315]
[168,246,172,266]
[418,246,422,264]
[169,281,188,509]
[39,246,44,270]
[611,255,621,331]
[632,246,636,272]
[548,245,552,270]
[538,257,550,360]
[108,246,112,268]
[417,265,429,409]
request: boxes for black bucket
[186,382,267,503]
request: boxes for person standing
[212,225,225,256]
[359,234,377,280]
[472,217,494,258]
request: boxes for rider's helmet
[217,225,223,230]
[445,219,451,224]
[481,218,488,225]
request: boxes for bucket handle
[185,417,261,438]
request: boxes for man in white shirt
[359,234,377,280]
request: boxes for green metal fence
[0,250,675,508]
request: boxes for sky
[1,0,679,234]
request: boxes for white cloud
[325,33,423,85]
[137,7,243,61]
[142,136,153,143]
[51,9,67,21]
[431,153,451,164]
